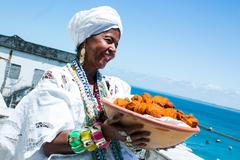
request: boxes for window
[8,63,21,79]
[32,69,44,87]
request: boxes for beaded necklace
[67,59,123,160]
[93,83,107,122]
[67,62,96,124]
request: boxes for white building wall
[0,46,68,97]
[0,47,10,86]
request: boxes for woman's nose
[108,44,117,54]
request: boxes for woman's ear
[76,42,85,58]
[79,43,86,65]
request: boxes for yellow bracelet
[81,128,92,141]
[85,140,97,151]
[80,127,97,151]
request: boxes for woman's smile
[98,53,112,67]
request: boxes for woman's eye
[104,37,118,48]
[105,38,112,44]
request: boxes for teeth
[105,52,110,55]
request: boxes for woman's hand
[42,130,73,157]
[101,113,151,148]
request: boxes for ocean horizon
[131,86,240,160]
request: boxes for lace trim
[35,122,54,129]
[25,137,45,151]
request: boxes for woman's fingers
[116,124,151,143]
[131,138,150,146]
[130,131,151,141]
[103,116,151,145]
[124,124,144,134]
[125,131,151,147]
[135,143,147,148]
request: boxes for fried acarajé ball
[153,96,175,108]
[176,110,185,120]
[161,108,178,119]
[127,100,140,111]
[134,102,148,114]
[142,93,153,103]
[146,103,164,118]
[164,101,175,108]
[181,114,198,128]
[152,96,169,107]
[113,98,130,108]
[131,95,143,102]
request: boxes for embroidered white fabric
[0,66,137,160]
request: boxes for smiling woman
[82,28,119,71]
[0,6,151,160]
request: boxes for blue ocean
[131,86,240,160]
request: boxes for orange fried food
[113,93,198,128]
[164,101,175,108]
[134,102,148,114]
[146,103,164,118]
[142,93,153,103]
[161,108,178,119]
[152,96,169,107]
[181,114,198,128]
[126,100,140,111]
[131,95,143,102]
[176,110,185,120]
[113,97,130,108]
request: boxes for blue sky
[1,0,240,109]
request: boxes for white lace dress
[0,65,138,160]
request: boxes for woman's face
[84,28,120,69]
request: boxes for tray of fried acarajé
[101,93,200,149]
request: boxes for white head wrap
[68,6,123,47]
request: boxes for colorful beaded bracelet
[68,131,82,147]
[71,144,86,154]
[68,131,86,153]
[80,127,97,152]
[90,122,110,149]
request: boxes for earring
[79,46,85,65]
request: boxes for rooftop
[0,34,75,63]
